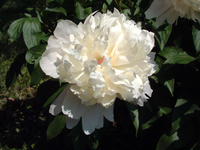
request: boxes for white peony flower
[40,8,157,134]
[145,0,200,28]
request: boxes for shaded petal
[61,86,89,119]
[49,85,70,115]
[65,116,80,129]
[103,104,114,122]
[82,104,104,135]
[145,0,172,19]
[167,8,179,24]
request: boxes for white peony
[40,8,157,134]
[145,0,200,28]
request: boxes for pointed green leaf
[76,2,91,20]
[156,132,179,150]
[164,78,174,96]
[32,32,49,42]
[192,25,200,54]
[36,10,43,23]
[45,7,67,16]
[170,98,197,134]
[43,84,68,108]
[7,18,26,42]
[46,115,66,141]
[25,44,46,64]
[159,106,172,115]
[156,24,172,50]
[159,70,174,96]
[191,142,200,150]
[126,102,139,136]
[23,18,41,49]
[164,52,196,65]
[159,46,183,59]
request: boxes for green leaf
[126,102,139,136]
[43,84,68,108]
[170,126,195,149]
[71,120,87,150]
[164,52,196,65]
[156,132,179,150]
[86,131,100,150]
[46,115,66,141]
[171,99,199,134]
[76,2,91,20]
[164,78,174,96]
[102,3,107,13]
[155,24,172,50]
[23,18,41,49]
[45,7,67,16]
[191,142,200,150]
[106,0,113,5]
[159,46,183,59]
[25,44,46,64]
[139,103,162,131]
[192,25,200,54]
[159,106,172,115]
[32,32,49,42]
[46,0,54,5]
[30,61,45,86]
[159,70,174,96]
[36,10,43,23]
[24,13,32,18]
[6,53,26,88]
[171,99,191,134]
[122,9,131,19]
[7,18,26,42]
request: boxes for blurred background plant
[1,0,200,149]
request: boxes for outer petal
[82,104,105,135]
[46,35,61,49]
[65,116,80,129]
[102,104,114,122]
[49,85,70,115]
[54,20,78,43]
[40,48,62,78]
[167,8,179,24]
[61,85,89,119]
[145,0,172,19]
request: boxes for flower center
[97,56,105,64]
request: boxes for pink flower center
[97,56,105,64]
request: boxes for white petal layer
[145,0,200,27]
[43,8,157,135]
[50,85,114,134]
